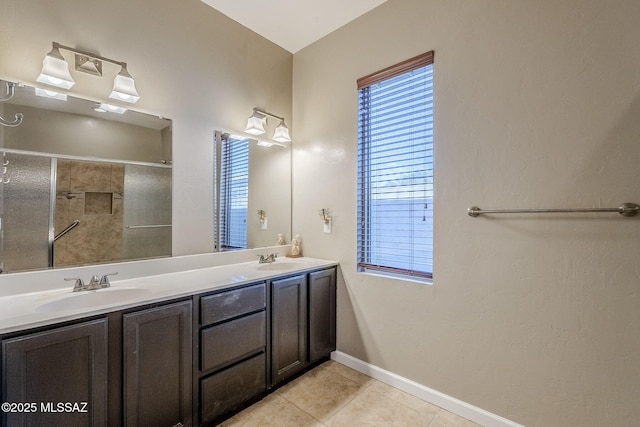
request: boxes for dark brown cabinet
[2,318,109,427]
[1,264,336,427]
[123,300,193,427]
[197,282,267,425]
[271,274,308,385]
[309,268,337,364]
[270,267,337,386]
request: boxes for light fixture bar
[252,108,285,122]
[54,42,123,68]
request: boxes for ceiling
[200,0,387,53]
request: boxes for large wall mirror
[213,131,291,252]
[0,80,172,273]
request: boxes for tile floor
[219,360,485,427]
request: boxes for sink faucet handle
[100,272,118,288]
[64,277,85,292]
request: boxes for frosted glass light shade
[37,47,75,89]
[34,88,67,101]
[244,111,266,135]
[272,121,291,142]
[109,65,140,104]
[95,103,127,114]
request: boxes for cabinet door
[2,318,108,427]
[271,274,307,384]
[123,300,192,427]
[309,268,337,363]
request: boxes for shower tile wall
[54,160,124,267]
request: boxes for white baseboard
[331,351,524,427]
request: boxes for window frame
[215,133,249,251]
[356,51,435,281]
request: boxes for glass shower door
[122,164,172,260]
[0,152,53,273]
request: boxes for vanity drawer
[200,352,266,423]
[201,311,266,373]
[200,283,266,326]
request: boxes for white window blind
[219,135,249,250]
[357,51,434,279]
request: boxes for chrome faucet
[258,253,278,264]
[65,272,118,292]
[86,275,102,290]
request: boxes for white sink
[255,261,308,271]
[36,287,153,313]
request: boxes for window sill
[358,269,433,286]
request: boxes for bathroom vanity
[0,257,337,427]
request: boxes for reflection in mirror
[0,80,172,273]
[213,131,291,251]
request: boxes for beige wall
[4,104,164,162]
[247,143,292,248]
[292,1,640,426]
[0,0,292,256]
[3,0,640,425]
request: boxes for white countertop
[0,257,337,335]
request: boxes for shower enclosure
[0,151,171,273]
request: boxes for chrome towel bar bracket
[467,202,640,218]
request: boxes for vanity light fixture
[244,108,291,142]
[93,103,127,114]
[37,42,140,104]
[34,88,68,101]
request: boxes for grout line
[332,351,524,427]
[276,362,366,424]
[316,362,371,423]
[426,409,444,427]
[326,361,441,425]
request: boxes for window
[216,133,249,250]
[357,51,434,280]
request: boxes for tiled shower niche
[54,160,125,267]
